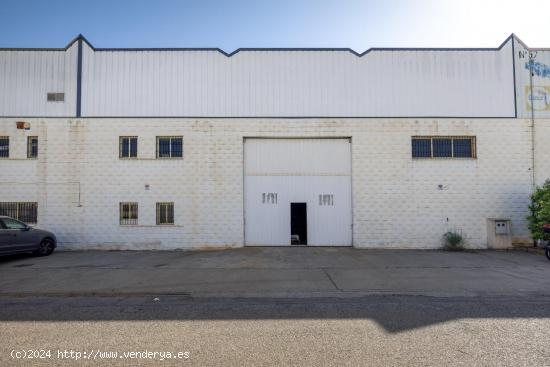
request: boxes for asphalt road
[1,295,549,367]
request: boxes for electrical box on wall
[495,221,509,235]
[487,219,512,249]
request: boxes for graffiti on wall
[525,86,550,111]
[524,61,550,79]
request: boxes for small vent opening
[47,93,65,102]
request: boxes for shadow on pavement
[1,295,549,333]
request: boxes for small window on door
[319,194,334,206]
[262,193,278,204]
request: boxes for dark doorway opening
[290,203,307,245]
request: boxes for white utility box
[487,219,512,249]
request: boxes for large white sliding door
[244,138,352,246]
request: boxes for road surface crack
[322,269,341,291]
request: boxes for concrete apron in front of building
[0,248,549,298]
[1,117,549,250]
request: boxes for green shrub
[527,179,550,241]
[442,230,466,251]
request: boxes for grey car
[0,216,57,256]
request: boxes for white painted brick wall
[535,120,550,186]
[0,118,547,249]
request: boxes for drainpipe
[529,56,536,190]
[528,55,537,247]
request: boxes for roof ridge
[0,34,523,55]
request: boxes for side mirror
[22,226,31,231]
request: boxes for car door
[1,218,36,252]
[0,219,19,254]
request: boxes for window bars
[27,136,38,158]
[119,202,138,225]
[412,136,476,159]
[0,137,8,158]
[156,136,183,158]
[156,202,174,225]
[0,202,38,223]
[119,136,138,158]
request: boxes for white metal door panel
[245,138,351,176]
[244,138,352,246]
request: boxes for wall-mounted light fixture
[16,121,30,130]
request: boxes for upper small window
[47,93,64,102]
[27,136,38,159]
[452,138,474,158]
[0,137,8,158]
[432,138,452,158]
[119,136,138,159]
[412,136,476,159]
[411,138,431,158]
[156,136,183,158]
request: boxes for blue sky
[0,0,549,51]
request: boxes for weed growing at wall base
[442,230,466,251]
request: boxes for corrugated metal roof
[1,34,542,118]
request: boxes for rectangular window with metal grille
[119,136,138,158]
[432,138,452,157]
[156,136,183,158]
[156,202,174,225]
[119,202,138,225]
[452,138,474,158]
[27,136,38,158]
[411,138,431,158]
[0,202,38,223]
[412,136,476,159]
[0,137,8,158]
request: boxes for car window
[3,218,27,230]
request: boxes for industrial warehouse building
[0,34,549,250]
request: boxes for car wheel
[546,247,550,261]
[34,239,55,256]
